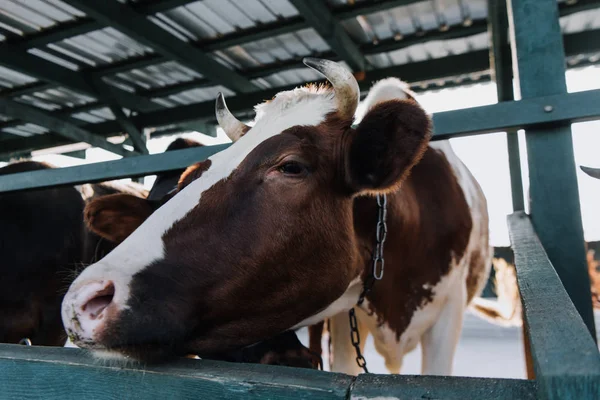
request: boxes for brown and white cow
[61,58,510,374]
[83,137,321,369]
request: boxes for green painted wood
[488,0,524,212]
[508,212,600,400]
[0,344,539,400]
[352,374,537,400]
[507,0,596,341]
[0,98,136,158]
[0,144,230,193]
[61,1,259,94]
[0,344,351,400]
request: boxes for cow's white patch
[291,276,362,330]
[62,86,338,341]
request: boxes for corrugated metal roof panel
[153,84,234,107]
[0,0,82,36]
[2,123,49,137]
[0,66,37,88]
[366,31,488,69]
[217,28,330,70]
[341,0,487,44]
[43,27,154,68]
[155,0,299,43]
[71,106,115,124]
[113,61,202,91]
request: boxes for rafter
[289,0,368,71]
[0,98,136,157]
[89,77,149,154]
[61,0,259,93]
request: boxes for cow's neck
[351,147,473,339]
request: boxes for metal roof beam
[289,0,368,71]
[89,77,149,154]
[0,47,161,113]
[61,0,259,93]
[85,50,492,134]
[0,98,136,157]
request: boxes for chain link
[348,193,388,373]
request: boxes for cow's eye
[278,161,306,176]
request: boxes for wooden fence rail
[0,344,536,400]
[508,212,600,400]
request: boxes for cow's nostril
[81,282,115,320]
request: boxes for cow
[61,58,516,375]
[0,160,151,347]
[579,165,600,308]
[84,137,321,369]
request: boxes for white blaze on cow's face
[61,58,431,362]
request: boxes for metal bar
[289,0,368,71]
[61,1,259,94]
[488,0,524,212]
[508,212,600,399]
[0,144,230,192]
[0,98,135,158]
[4,87,600,191]
[507,0,596,340]
[431,89,600,138]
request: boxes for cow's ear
[84,194,155,244]
[346,99,431,194]
[178,160,211,191]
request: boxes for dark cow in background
[62,58,517,375]
[0,161,148,346]
[0,161,86,346]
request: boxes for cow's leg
[420,281,467,375]
[328,309,368,375]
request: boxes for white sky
[19,65,600,246]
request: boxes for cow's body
[61,59,512,375]
[323,137,491,375]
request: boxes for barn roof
[0,0,599,158]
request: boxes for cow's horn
[215,93,250,142]
[303,58,359,120]
[581,165,600,180]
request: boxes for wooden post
[506,0,597,341]
[488,0,532,379]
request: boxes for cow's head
[61,58,431,362]
[581,165,600,180]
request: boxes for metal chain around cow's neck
[348,193,387,374]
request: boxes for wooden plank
[488,0,524,212]
[0,344,350,400]
[507,0,596,340]
[0,144,230,193]
[508,212,600,400]
[351,374,536,400]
